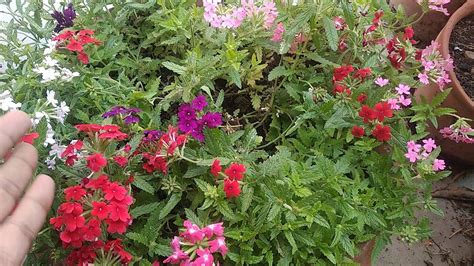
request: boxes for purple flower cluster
[143,130,162,142]
[102,106,141,125]
[178,95,222,142]
[51,3,76,33]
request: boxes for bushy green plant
[0,0,470,265]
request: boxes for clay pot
[390,0,466,46]
[414,0,474,165]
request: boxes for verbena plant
[0,0,471,265]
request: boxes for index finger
[0,111,31,159]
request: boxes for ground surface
[378,169,474,266]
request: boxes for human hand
[0,111,55,266]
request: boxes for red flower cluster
[53,29,101,64]
[61,140,83,166]
[141,126,187,174]
[86,153,107,172]
[354,102,393,142]
[362,10,384,46]
[50,175,133,265]
[210,161,246,199]
[75,124,128,141]
[332,65,372,96]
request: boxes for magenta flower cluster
[417,0,451,16]
[178,95,222,142]
[163,221,227,266]
[417,41,453,89]
[440,126,474,144]
[404,138,446,171]
[203,0,278,29]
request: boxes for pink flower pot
[414,0,474,165]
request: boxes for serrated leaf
[159,193,182,219]
[228,68,242,88]
[150,243,172,256]
[162,61,186,75]
[131,202,160,218]
[305,53,338,67]
[320,245,337,264]
[323,16,338,51]
[128,133,143,154]
[314,214,330,228]
[126,232,148,245]
[251,94,261,110]
[341,235,356,257]
[268,65,293,81]
[240,186,253,213]
[194,179,211,192]
[216,200,235,220]
[185,208,202,226]
[284,231,298,254]
[132,176,155,194]
[267,204,281,222]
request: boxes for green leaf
[320,245,337,264]
[371,235,390,265]
[267,204,281,222]
[185,208,202,226]
[162,61,186,75]
[305,53,338,67]
[126,232,148,245]
[132,176,155,194]
[195,179,211,192]
[331,227,343,247]
[431,88,452,107]
[268,66,293,81]
[228,68,242,88]
[131,202,160,218]
[216,200,235,220]
[240,186,253,213]
[284,231,298,254]
[128,134,143,154]
[323,16,338,51]
[159,193,182,219]
[251,94,261,110]
[314,214,330,228]
[341,235,356,257]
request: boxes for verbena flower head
[177,96,223,141]
[417,41,453,89]
[51,3,76,33]
[102,106,142,125]
[440,119,474,144]
[417,0,451,15]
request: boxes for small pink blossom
[395,83,410,95]
[202,223,224,238]
[418,73,430,84]
[375,77,389,87]
[407,140,421,152]
[387,98,401,110]
[405,151,420,163]
[209,237,228,256]
[271,22,285,42]
[433,159,446,171]
[333,16,346,30]
[398,95,412,107]
[193,249,214,266]
[181,220,205,243]
[422,138,437,153]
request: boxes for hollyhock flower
[333,16,346,30]
[21,132,40,145]
[395,84,411,95]
[91,201,109,220]
[113,155,128,167]
[422,138,437,153]
[359,105,376,123]
[224,163,246,181]
[353,68,372,80]
[433,159,446,171]
[86,153,107,172]
[357,93,367,103]
[210,159,222,177]
[194,248,214,266]
[333,65,354,82]
[374,77,389,87]
[372,124,391,142]
[223,179,241,198]
[103,182,127,202]
[209,237,228,256]
[271,22,285,42]
[387,98,401,110]
[64,185,87,201]
[351,126,365,138]
[374,102,393,122]
[398,95,412,107]
[191,95,208,111]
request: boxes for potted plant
[0,0,461,265]
[414,0,474,165]
[390,0,466,45]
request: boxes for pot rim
[439,1,474,108]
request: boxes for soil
[449,14,474,100]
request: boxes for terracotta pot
[390,0,466,46]
[414,0,474,165]
[353,240,375,266]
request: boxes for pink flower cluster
[405,138,446,171]
[164,221,227,266]
[387,83,412,110]
[440,125,474,144]
[203,0,278,29]
[417,41,453,89]
[417,0,451,16]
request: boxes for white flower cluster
[0,90,21,112]
[31,90,70,169]
[32,41,79,83]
